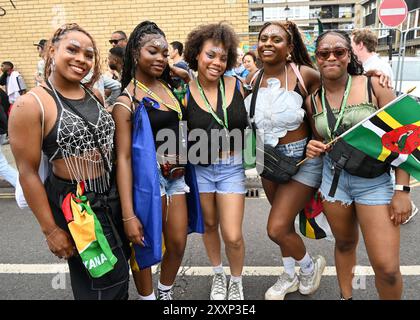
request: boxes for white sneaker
[403,201,418,224]
[227,279,244,300]
[157,288,173,300]
[298,255,326,295]
[210,272,227,300]
[265,272,299,300]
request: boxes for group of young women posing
[9,19,412,300]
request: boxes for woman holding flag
[113,21,202,300]
[306,30,412,300]
[9,23,131,299]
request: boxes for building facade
[0,0,249,89]
[360,0,420,56]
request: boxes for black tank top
[185,79,248,165]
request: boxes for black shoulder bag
[249,70,303,184]
[325,77,390,197]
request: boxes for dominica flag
[61,182,117,278]
[341,94,420,181]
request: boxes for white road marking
[1,264,420,276]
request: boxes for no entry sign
[378,0,408,27]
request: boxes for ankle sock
[213,263,224,274]
[230,275,242,283]
[282,256,296,278]
[138,292,156,300]
[158,281,173,292]
[297,253,314,275]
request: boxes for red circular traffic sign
[378,0,408,27]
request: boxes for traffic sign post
[378,0,408,27]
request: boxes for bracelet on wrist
[45,227,60,242]
[122,216,137,223]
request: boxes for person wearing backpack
[305,30,411,300]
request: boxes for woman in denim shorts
[243,21,328,301]
[113,21,193,300]
[306,30,411,300]
[183,23,248,300]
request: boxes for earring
[286,53,292,62]
[51,58,56,72]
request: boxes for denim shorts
[158,164,190,197]
[320,155,394,206]
[194,153,246,194]
[275,138,323,188]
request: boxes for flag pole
[297,93,410,167]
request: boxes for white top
[244,68,305,147]
[6,71,23,104]
[363,54,394,83]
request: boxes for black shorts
[44,173,131,300]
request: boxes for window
[416,10,420,38]
[250,9,263,22]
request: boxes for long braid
[121,21,174,92]
[44,23,101,87]
[316,30,364,75]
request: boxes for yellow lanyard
[132,79,183,120]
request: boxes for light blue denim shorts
[275,138,323,189]
[158,164,190,197]
[194,153,246,194]
[320,155,394,206]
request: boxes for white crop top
[244,64,306,147]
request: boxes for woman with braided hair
[113,20,201,300]
[9,23,131,299]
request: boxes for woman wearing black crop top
[9,23,130,300]
[183,22,248,300]
[113,21,193,301]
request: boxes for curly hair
[121,20,174,93]
[184,22,239,72]
[44,23,101,87]
[258,21,314,69]
[315,30,364,76]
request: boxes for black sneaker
[157,288,173,300]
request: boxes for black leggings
[45,173,131,300]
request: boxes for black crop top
[185,79,248,165]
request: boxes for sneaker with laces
[157,288,173,300]
[227,280,244,300]
[265,272,299,300]
[298,255,326,295]
[403,201,418,225]
[210,272,227,300]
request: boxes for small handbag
[248,69,303,183]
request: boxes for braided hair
[44,23,101,87]
[258,21,314,69]
[121,21,174,93]
[315,30,364,75]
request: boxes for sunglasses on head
[109,38,125,45]
[315,48,349,60]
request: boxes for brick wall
[0,0,249,89]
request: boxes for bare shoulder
[299,65,321,93]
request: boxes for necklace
[195,77,228,129]
[132,79,183,120]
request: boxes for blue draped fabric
[131,97,204,270]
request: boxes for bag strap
[249,68,264,121]
[290,63,308,96]
[46,81,111,173]
[28,91,45,146]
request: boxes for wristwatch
[394,184,411,193]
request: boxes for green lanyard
[321,75,352,139]
[196,78,228,129]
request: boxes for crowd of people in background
[0,20,417,301]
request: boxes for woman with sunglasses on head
[183,22,249,300]
[305,30,411,300]
[244,21,328,301]
[9,23,131,300]
[112,21,200,300]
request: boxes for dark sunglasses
[315,48,349,60]
[109,38,125,45]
